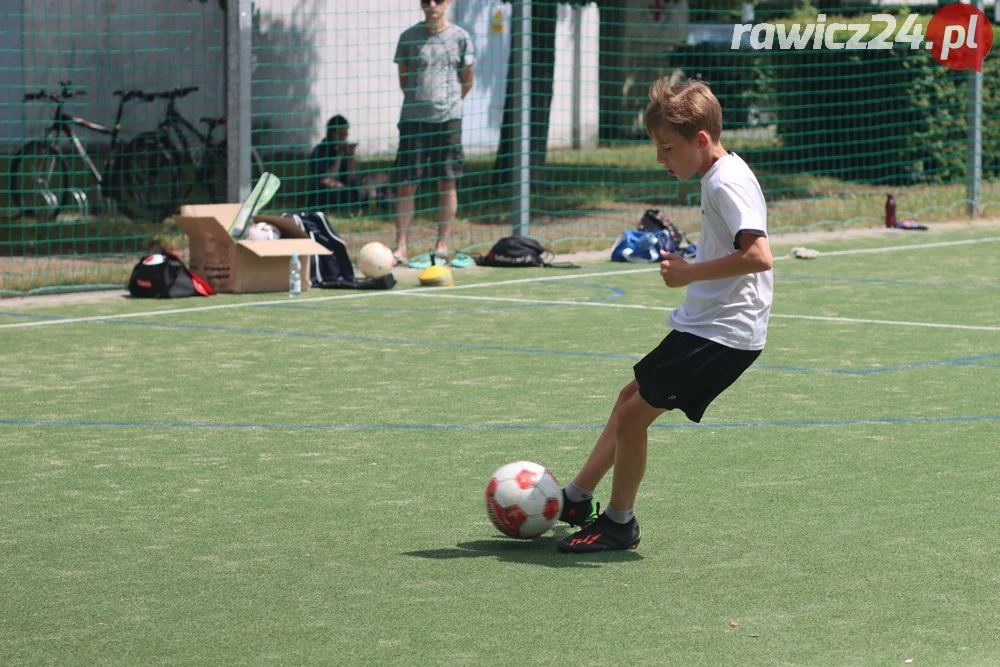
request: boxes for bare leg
[608,390,664,511]
[394,182,419,260]
[435,179,457,255]
[572,380,641,491]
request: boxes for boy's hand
[659,250,692,288]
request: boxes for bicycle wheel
[10,140,68,221]
[120,132,181,222]
[205,141,266,202]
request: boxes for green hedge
[761,16,999,185]
[667,43,767,128]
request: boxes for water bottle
[288,252,302,298]
[885,193,896,229]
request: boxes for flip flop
[392,254,407,267]
[407,252,433,270]
[449,252,475,269]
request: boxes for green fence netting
[1,0,997,295]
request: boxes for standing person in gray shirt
[392,0,475,266]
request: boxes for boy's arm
[659,233,772,288]
[460,65,474,98]
[398,65,408,93]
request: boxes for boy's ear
[696,130,711,149]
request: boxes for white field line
[0,267,655,330]
[407,292,1000,332]
[1,236,997,331]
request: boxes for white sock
[604,504,635,524]
[565,481,593,503]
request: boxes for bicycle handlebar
[150,86,200,101]
[23,89,86,103]
[113,89,157,103]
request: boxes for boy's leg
[435,179,456,256]
[609,389,665,513]
[559,380,639,528]
[394,182,419,261]
[393,121,422,262]
[558,386,664,553]
[572,380,641,492]
[430,120,462,258]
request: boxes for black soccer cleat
[559,490,599,527]
[557,512,641,553]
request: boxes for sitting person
[309,115,390,213]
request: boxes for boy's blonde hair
[645,79,722,143]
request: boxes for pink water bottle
[885,194,896,228]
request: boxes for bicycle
[9,81,170,221]
[124,86,264,213]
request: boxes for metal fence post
[967,0,984,218]
[571,5,582,151]
[511,0,531,236]
[226,0,252,204]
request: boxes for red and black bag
[127,249,215,298]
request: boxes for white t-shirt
[668,152,773,351]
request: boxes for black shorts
[395,119,464,183]
[633,330,762,423]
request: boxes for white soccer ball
[246,221,280,240]
[357,242,395,278]
[485,461,563,539]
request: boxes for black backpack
[286,211,395,290]
[127,249,215,298]
[476,235,579,269]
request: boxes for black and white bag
[285,211,395,290]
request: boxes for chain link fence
[1,0,997,295]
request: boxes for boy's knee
[616,380,640,406]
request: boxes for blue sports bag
[610,230,675,263]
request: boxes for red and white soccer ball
[485,460,563,539]
[246,221,280,240]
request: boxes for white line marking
[793,236,1000,258]
[2,236,997,330]
[771,314,1000,331]
[410,292,1000,332]
[0,268,655,329]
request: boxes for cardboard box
[174,204,332,293]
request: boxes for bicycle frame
[159,99,210,167]
[43,96,131,186]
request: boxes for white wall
[4,0,225,150]
[3,0,600,157]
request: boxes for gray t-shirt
[394,23,475,123]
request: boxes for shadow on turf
[403,527,644,568]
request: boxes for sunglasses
[420,0,445,6]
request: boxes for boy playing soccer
[557,78,774,553]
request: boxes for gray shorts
[395,119,464,183]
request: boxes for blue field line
[758,352,1000,375]
[109,321,1000,374]
[1,415,998,432]
[779,275,1000,290]
[2,310,995,374]
[112,320,645,360]
[0,311,67,321]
